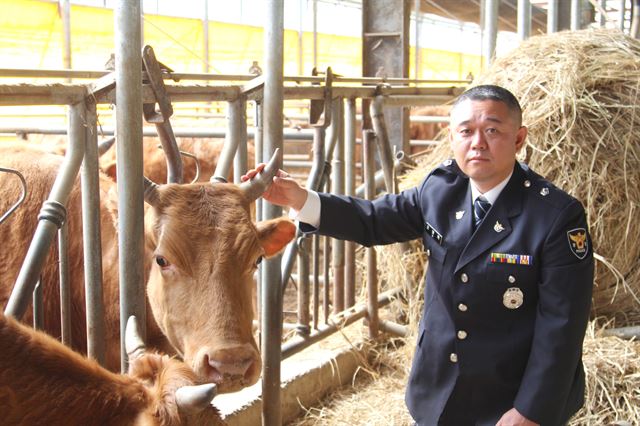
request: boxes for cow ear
[102,161,118,182]
[255,218,296,257]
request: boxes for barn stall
[2,1,639,425]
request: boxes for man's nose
[470,131,487,150]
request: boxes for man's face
[449,99,527,192]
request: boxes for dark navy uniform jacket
[299,160,593,426]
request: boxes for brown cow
[409,104,451,147]
[0,314,223,425]
[0,143,295,392]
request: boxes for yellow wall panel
[0,0,479,82]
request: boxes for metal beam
[362,0,411,154]
[517,0,531,40]
[115,0,146,373]
[260,1,285,425]
[483,0,499,67]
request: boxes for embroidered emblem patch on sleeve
[567,228,589,259]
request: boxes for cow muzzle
[194,343,261,393]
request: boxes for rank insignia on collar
[567,228,589,259]
[424,222,443,245]
[491,252,532,265]
[494,221,505,233]
[455,210,465,220]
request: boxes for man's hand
[496,408,539,426]
[241,164,308,211]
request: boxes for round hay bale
[395,29,640,325]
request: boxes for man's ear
[255,218,296,257]
[515,125,528,152]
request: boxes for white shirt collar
[470,172,513,205]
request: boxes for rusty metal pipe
[363,129,379,338]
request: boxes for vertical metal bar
[5,103,86,319]
[362,0,411,154]
[215,99,246,181]
[115,0,146,373]
[414,0,421,80]
[479,0,486,69]
[33,279,43,330]
[631,0,640,38]
[363,130,379,338]
[517,0,531,40]
[309,127,327,192]
[323,235,330,323]
[233,99,249,184]
[344,98,356,309]
[254,101,263,222]
[331,98,344,314]
[322,174,331,325]
[620,0,626,31]
[253,101,263,339]
[483,0,499,68]
[599,0,607,26]
[370,96,396,192]
[58,222,71,346]
[312,234,320,329]
[61,0,72,81]
[81,101,105,365]
[571,0,582,29]
[312,0,318,69]
[298,0,304,75]
[203,0,210,73]
[548,0,559,33]
[279,125,326,291]
[296,237,310,335]
[261,1,284,425]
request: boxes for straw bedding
[288,322,640,425]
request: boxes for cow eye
[255,256,263,266]
[155,255,170,268]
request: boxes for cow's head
[142,152,295,392]
[125,316,222,425]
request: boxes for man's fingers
[240,163,267,182]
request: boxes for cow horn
[239,148,281,202]
[175,383,217,414]
[97,136,116,156]
[124,315,146,361]
[143,176,160,207]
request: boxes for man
[243,85,593,425]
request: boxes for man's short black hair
[452,84,523,125]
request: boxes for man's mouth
[468,156,488,162]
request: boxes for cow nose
[202,344,260,386]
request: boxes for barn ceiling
[420,0,549,33]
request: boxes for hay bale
[571,322,640,425]
[396,29,640,324]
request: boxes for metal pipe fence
[0,66,463,424]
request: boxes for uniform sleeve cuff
[289,189,320,228]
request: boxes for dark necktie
[474,196,491,230]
